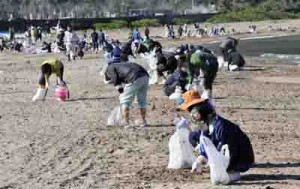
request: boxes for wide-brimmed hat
[179,90,206,111]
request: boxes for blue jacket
[132,30,142,41]
[190,115,254,172]
[165,70,187,88]
[109,46,121,64]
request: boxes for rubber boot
[140,108,148,127]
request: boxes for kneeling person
[180,90,255,182]
[227,49,245,71]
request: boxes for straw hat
[179,90,206,111]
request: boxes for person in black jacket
[91,28,99,53]
[179,90,254,182]
[99,29,106,48]
[104,62,149,127]
[219,37,238,54]
[155,48,178,80]
[163,55,188,96]
[227,49,246,71]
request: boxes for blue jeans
[120,75,149,109]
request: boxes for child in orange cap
[180,90,254,183]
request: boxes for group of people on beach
[31,23,253,185]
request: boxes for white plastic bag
[217,56,228,72]
[168,126,196,169]
[148,53,157,70]
[147,51,159,85]
[148,69,158,85]
[200,135,230,185]
[169,86,182,100]
[106,106,122,126]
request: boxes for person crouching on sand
[219,37,245,71]
[32,58,68,101]
[104,62,149,127]
[227,48,246,71]
[180,90,255,183]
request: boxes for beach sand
[0,19,299,189]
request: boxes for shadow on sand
[68,97,115,102]
[231,162,300,186]
[254,162,300,169]
[242,173,300,181]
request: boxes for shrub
[94,20,128,30]
[131,19,159,28]
[207,7,300,23]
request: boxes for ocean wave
[260,53,300,64]
[261,53,300,59]
[240,35,289,41]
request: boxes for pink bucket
[54,87,69,101]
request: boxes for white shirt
[64,31,79,44]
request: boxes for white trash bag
[169,86,183,101]
[148,55,159,85]
[200,135,230,185]
[106,106,122,126]
[217,56,228,71]
[168,118,196,169]
[148,69,158,85]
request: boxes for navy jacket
[91,31,98,42]
[190,115,254,172]
[163,70,187,96]
[109,46,121,64]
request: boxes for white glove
[175,117,190,130]
[191,155,207,173]
[194,143,201,152]
[103,79,111,84]
[191,161,202,173]
[172,116,181,126]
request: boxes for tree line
[0,0,298,20]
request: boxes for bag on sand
[106,106,122,126]
[200,135,230,185]
[168,126,196,169]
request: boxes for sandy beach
[0,19,299,189]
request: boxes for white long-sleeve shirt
[64,31,79,44]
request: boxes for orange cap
[179,90,206,111]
